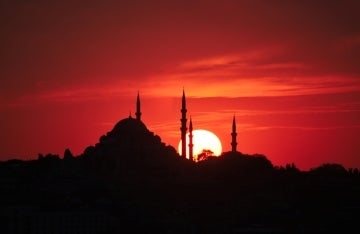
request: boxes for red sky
[1,0,360,170]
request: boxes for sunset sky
[1,0,360,170]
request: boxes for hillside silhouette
[1,116,360,233]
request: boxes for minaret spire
[180,88,187,158]
[188,116,193,161]
[182,88,186,110]
[231,115,238,152]
[136,91,141,121]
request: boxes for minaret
[188,116,193,161]
[231,115,237,152]
[180,89,187,158]
[136,91,141,121]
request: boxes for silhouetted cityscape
[1,92,360,233]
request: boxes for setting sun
[178,129,222,161]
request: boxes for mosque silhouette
[112,89,239,162]
[1,90,360,234]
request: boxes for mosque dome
[110,116,148,136]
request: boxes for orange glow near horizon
[1,86,360,171]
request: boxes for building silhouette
[231,115,238,152]
[131,90,239,160]
[136,91,141,121]
[180,90,239,159]
[180,89,187,158]
[188,116,194,161]
[3,91,360,234]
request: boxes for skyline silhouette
[1,92,359,233]
[1,90,359,173]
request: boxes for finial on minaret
[136,91,141,121]
[188,116,194,161]
[231,114,238,152]
[180,88,187,158]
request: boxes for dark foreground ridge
[1,117,360,233]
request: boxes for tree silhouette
[63,148,74,160]
[196,149,214,162]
